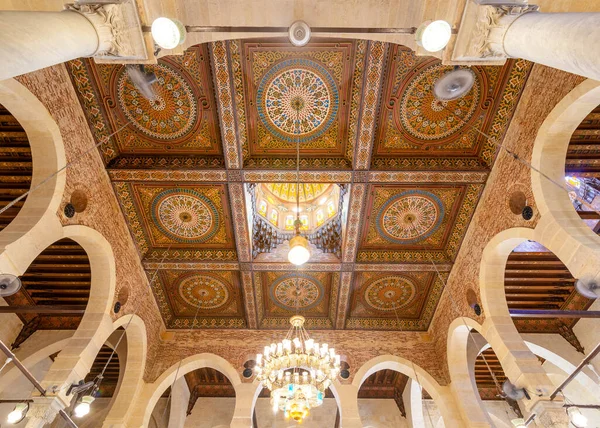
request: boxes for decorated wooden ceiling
[505,241,592,347]
[6,238,91,348]
[68,38,530,331]
[0,103,31,232]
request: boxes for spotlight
[416,20,452,52]
[74,395,95,418]
[7,403,28,424]
[151,17,186,50]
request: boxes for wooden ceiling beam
[0,305,86,314]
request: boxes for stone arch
[102,314,147,427]
[530,79,600,278]
[478,227,575,414]
[524,341,600,397]
[0,78,66,254]
[130,353,252,427]
[353,355,463,427]
[447,317,495,428]
[33,225,117,400]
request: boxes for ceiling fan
[125,65,159,101]
[0,274,21,297]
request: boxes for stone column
[452,1,600,81]
[0,0,147,81]
[229,383,258,428]
[336,384,363,428]
[168,377,190,428]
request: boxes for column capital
[452,1,539,63]
[529,400,570,428]
[65,0,148,61]
[25,397,68,428]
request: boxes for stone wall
[14,64,166,379]
[427,64,585,379]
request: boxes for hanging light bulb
[74,395,95,418]
[415,20,452,52]
[6,403,28,424]
[568,407,588,428]
[150,17,187,49]
[288,234,310,265]
[287,109,310,266]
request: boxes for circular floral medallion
[270,273,324,311]
[364,275,417,312]
[256,58,339,143]
[178,274,230,309]
[151,188,220,243]
[377,190,445,244]
[397,63,481,141]
[116,63,198,141]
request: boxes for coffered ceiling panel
[67,44,224,168]
[226,38,364,169]
[254,271,338,329]
[152,269,246,329]
[371,46,530,170]
[346,271,443,330]
[357,183,482,263]
[113,182,236,261]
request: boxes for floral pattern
[257,59,339,143]
[117,63,198,141]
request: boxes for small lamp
[74,395,95,418]
[416,20,452,52]
[151,17,186,50]
[288,234,310,266]
[7,403,28,424]
[568,407,588,428]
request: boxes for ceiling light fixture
[6,403,28,424]
[289,21,311,47]
[288,110,310,266]
[151,17,187,50]
[416,20,452,52]
[567,406,588,428]
[74,395,95,418]
[255,315,341,423]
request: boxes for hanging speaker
[0,274,22,297]
[126,65,158,101]
[289,21,311,47]
[434,68,475,101]
[575,277,600,299]
[502,380,527,401]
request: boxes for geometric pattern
[371,45,531,170]
[113,182,236,261]
[376,190,445,244]
[228,39,360,169]
[152,269,246,329]
[256,59,339,143]
[67,38,531,331]
[255,271,335,329]
[347,271,444,330]
[66,44,224,166]
[269,273,324,311]
[358,184,482,263]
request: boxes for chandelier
[255,315,341,422]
